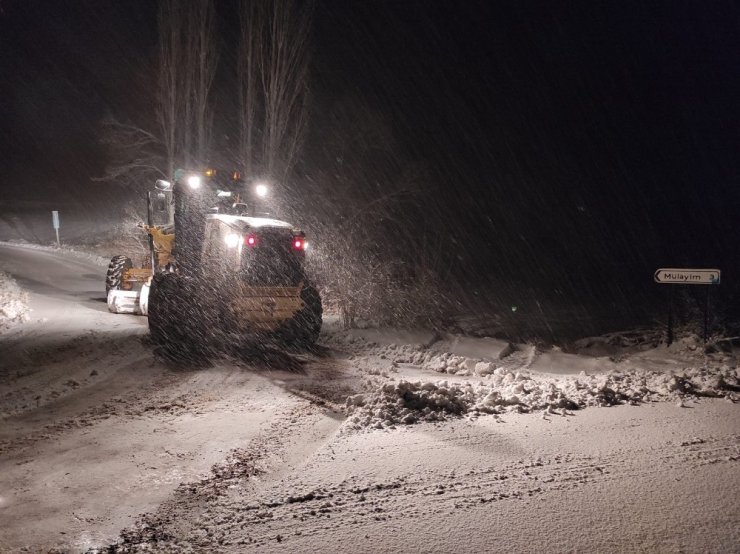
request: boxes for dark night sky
[314,1,740,315]
[1,0,740,325]
[0,1,157,206]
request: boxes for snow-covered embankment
[0,270,30,328]
[327,329,740,430]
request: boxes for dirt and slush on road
[0,323,358,551]
[0,242,739,553]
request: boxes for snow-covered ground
[325,328,738,430]
[0,243,738,553]
[0,270,30,328]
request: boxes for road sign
[654,268,720,285]
[51,210,60,246]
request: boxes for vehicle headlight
[224,233,240,248]
[255,183,268,197]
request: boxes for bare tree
[156,0,183,181]
[190,0,218,166]
[157,0,217,179]
[238,0,260,177]
[96,0,218,256]
[96,115,166,190]
[238,0,313,182]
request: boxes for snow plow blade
[107,290,142,314]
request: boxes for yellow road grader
[105,169,322,355]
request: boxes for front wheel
[148,273,214,361]
[147,272,183,347]
[105,255,132,293]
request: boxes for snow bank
[323,325,437,349]
[345,365,739,430]
[395,346,510,376]
[327,328,617,378]
[0,270,30,328]
[432,334,513,360]
[527,349,621,375]
[345,380,477,428]
[326,323,738,431]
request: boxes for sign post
[52,210,60,247]
[667,286,674,345]
[654,268,720,344]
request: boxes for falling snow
[2,1,740,552]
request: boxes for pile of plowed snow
[0,270,30,328]
[326,325,739,430]
[344,365,740,430]
[394,346,531,375]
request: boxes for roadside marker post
[667,286,674,346]
[52,210,60,247]
[654,268,721,345]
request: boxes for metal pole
[667,286,674,346]
[55,228,60,247]
[703,287,710,343]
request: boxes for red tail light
[292,236,305,251]
[245,234,258,247]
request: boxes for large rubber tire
[105,255,132,293]
[147,272,183,346]
[277,284,323,348]
[147,273,213,360]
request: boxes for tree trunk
[238,0,313,183]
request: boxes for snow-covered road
[0,244,738,553]
[0,242,116,325]
[0,245,349,552]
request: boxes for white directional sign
[654,268,720,285]
[51,210,60,246]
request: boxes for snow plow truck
[105,169,322,355]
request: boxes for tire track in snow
[180,431,740,550]
[1,354,346,553]
[0,332,151,417]
[102,399,348,552]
